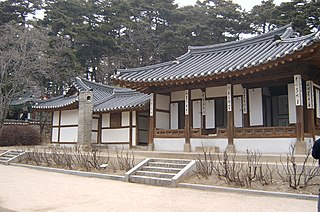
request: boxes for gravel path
[0,165,317,212]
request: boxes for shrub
[0,125,40,146]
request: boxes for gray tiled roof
[33,95,78,109]
[94,90,150,112]
[33,78,149,112]
[113,25,320,84]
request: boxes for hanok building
[113,25,320,154]
[33,77,150,148]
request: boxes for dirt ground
[0,165,317,212]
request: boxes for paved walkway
[0,165,317,212]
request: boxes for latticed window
[110,112,121,128]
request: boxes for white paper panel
[170,103,178,129]
[288,84,297,123]
[316,89,320,118]
[249,88,263,126]
[205,100,215,129]
[156,94,170,110]
[234,97,243,127]
[156,112,170,129]
[193,100,201,128]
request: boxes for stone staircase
[0,150,25,165]
[125,158,196,186]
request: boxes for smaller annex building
[113,24,320,154]
[33,77,150,148]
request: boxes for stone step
[130,175,172,186]
[3,154,19,158]
[134,170,176,179]
[0,155,12,159]
[140,166,181,174]
[151,158,191,165]
[148,161,187,169]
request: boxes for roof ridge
[188,24,292,54]
[75,77,115,92]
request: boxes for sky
[174,0,290,11]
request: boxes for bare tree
[0,23,48,135]
[0,22,77,137]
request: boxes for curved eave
[32,100,79,111]
[113,43,320,91]
[93,102,149,113]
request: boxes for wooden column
[129,111,133,149]
[306,81,315,140]
[201,88,206,134]
[148,93,155,151]
[294,75,306,154]
[184,89,191,152]
[97,114,102,144]
[226,84,235,153]
[242,87,249,127]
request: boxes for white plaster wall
[156,94,170,110]
[235,138,297,154]
[52,127,59,142]
[92,118,98,130]
[233,84,243,96]
[102,128,129,143]
[61,109,78,125]
[122,111,130,126]
[249,88,263,126]
[132,127,137,146]
[132,111,136,126]
[52,111,59,126]
[288,83,296,123]
[171,91,185,101]
[191,138,228,152]
[102,113,110,127]
[206,86,226,98]
[156,111,170,129]
[60,127,78,143]
[92,132,98,143]
[154,138,185,152]
[191,89,202,100]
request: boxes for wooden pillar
[306,81,315,140]
[242,87,249,127]
[148,93,155,151]
[294,75,306,154]
[226,84,235,153]
[129,111,133,149]
[97,114,102,144]
[184,89,191,152]
[201,88,206,134]
[58,111,61,143]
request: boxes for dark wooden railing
[155,129,185,137]
[155,126,296,138]
[234,126,296,138]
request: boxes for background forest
[0,0,319,96]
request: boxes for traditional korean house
[33,77,150,148]
[112,25,320,154]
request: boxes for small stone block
[100,164,108,168]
